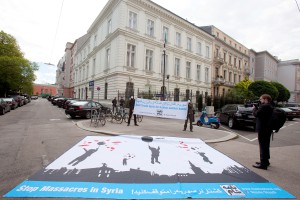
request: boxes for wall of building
[73,0,213,102]
[33,84,57,96]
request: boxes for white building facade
[254,51,278,82]
[73,0,213,102]
[278,59,300,103]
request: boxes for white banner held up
[133,98,188,120]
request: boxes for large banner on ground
[134,98,188,120]
[4,135,294,199]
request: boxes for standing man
[119,97,125,114]
[127,96,138,126]
[252,94,274,170]
[112,97,117,114]
[183,100,194,132]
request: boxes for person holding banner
[127,96,138,126]
[183,100,194,132]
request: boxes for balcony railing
[213,76,225,85]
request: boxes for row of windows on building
[215,48,248,68]
[75,43,211,84]
[76,10,213,67]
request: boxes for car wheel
[70,114,76,119]
[228,118,235,129]
[86,111,91,119]
[197,121,203,126]
[0,108,4,115]
[287,117,293,121]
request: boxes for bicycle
[90,108,106,127]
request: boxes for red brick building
[33,84,58,96]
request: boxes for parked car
[64,99,79,109]
[31,95,38,100]
[9,95,24,107]
[0,98,11,115]
[280,107,300,121]
[2,98,18,110]
[65,101,111,119]
[216,104,256,129]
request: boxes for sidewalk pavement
[75,116,237,143]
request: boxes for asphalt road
[0,98,299,200]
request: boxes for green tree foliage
[248,80,279,100]
[226,79,255,101]
[0,30,38,96]
[270,81,290,102]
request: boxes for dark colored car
[2,98,18,110]
[10,95,24,107]
[64,99,79,109]
[217,104,256,129]
[65,101,111,119]
[281,107,300,121]
[0,98,11,115]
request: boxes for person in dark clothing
[183,100,194,132]
[112,97,117,113]
[119,97,125,114]
[252,94,274,170]
[127,96,138,126]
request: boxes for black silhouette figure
[68,146,100,166]
[148,145,160,164]
[123,158,128,166]
[197,152,213,164]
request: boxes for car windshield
[2,98,13,101]
[72,101,88,106]
[238,105,253,112]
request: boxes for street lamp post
[162,48,166,101]
[167,75,170,100]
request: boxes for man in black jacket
[252,94,274,170]
[127,96,138,126]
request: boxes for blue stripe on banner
[4,180,295,199]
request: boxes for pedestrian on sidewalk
[127,96,138,126]
[183,100,194,132]
[252,94,274,170]
[119,97,125,114]
[112,97,117,113]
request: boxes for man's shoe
[255,162,270,166]
[182,129,186,131]
[252,164,268,170]
[190,130,193,132]
[135,124,139,126]
[127,124,130,126]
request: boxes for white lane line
[221,126,257,142]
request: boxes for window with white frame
[205,67,209,82]
[196,64,201,81]
[175,58,180,76]
[229,72,232,82]
[92,58,96,75]
[234,74,237,83]
[94,35,97,48]
[129,11,137,29]
[106,48,110,68]
[107,19,112,34]
[161,54,168,74]
[223,70,227,80]
[162,26,169,43]
[86,64,89,79]
[187,37,192,51]
[197,42,202,55]
[205,46,210,58]
[127,44,136,67]
[176,32,181,47]
[145,49,153,71]
[147,19,154,37]
[83,67,85,80]
[186,61,191,79]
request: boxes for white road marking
[221,126,258,142]
[49,119,61,121]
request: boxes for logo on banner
[220,185,245,196]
